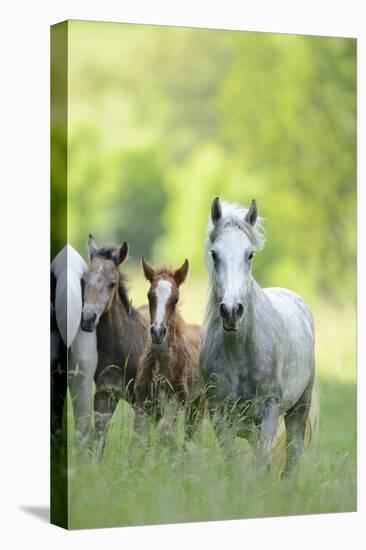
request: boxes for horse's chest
[206,360,256,402]
[154,352,184,388]
[226,369,258,402]
[98,336,126,365]
[96,324,140,384]
[203,345,271,405]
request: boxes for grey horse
[200,197,319,475]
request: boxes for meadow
[65,272,356,529]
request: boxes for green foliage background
[66,21,356,304]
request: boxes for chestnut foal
[135,258,204,438]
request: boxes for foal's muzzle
[219,301,244,331]
[81,311,97,332]
[150,324,167,345]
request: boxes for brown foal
[135,258,205,438]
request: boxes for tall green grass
[65,293,356,529]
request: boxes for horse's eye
[171,296,179,306]
[211,250,219,263]
[109,281,116,289]
[247,251,255,261]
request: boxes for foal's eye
[108,281,116,289]
[171,296,179,306]
[247,250,255,261]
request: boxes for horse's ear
[245,199,258,226]
[142,256,155,282]
[116,241,128,265]
[211,197,222,225]
[88,234,98,260]
[174,259,189,286]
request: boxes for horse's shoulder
[264,287,309,311]
[263,287,314,334]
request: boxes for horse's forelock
[207,200,266,251]
[95,246,119,263]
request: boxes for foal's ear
[174,259,189,286]
[115,241,129,265]
[244,199,258,226]
[88,234,98,260]
[211,197,222,225]
[141,257,155,282]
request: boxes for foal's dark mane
[95,246,132,314]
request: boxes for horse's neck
[242,278,261,337]
[101,290,129,331]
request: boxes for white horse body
[51,244,98,441]
[200,198,319,475]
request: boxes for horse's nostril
[81,311,97,332]
[150,324,166,342]
[219,302,229,319]
[235,303,244,318]
[82,312,96,324]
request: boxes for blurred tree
[63,22,356,302]
[106,147,168,261]
[217,34,356,300]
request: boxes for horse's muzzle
[219,302,244,331]
[81,312,97,332]
[150,324,167,345]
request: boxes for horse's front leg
[133,362,157,437]
[209,403,237,460]
[51,329,67,442]
[93,365,124,455]
[256,398,280,469]
[69,329,98,444]
[184,392,206,441]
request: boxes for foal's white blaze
[155,279,172,325]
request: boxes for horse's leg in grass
[256,398,280,470]
[93,388,119,455]
[51,329,67,442]
[209,405,237,462]
[69,329,98,444]
[133,406,147,435]
[184,393,206,441]
[133,364,155,438]
[283,379,313,477]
